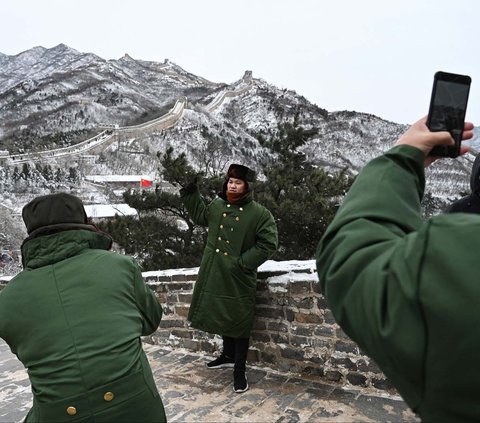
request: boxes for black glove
[179,176,199,195]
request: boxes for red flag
[140,178,152,187]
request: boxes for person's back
[0,193,166,422]
[316,118,479,422]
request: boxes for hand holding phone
[427,71,471,158]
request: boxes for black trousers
[222,336,249,371]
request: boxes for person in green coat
[180,164,278,393]
[316,117,477,422]
[0,193,166,423]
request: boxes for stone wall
[0,259,392,393]
[204,81,253,112]
[115,98,186,141]
[142,260,393,393]
[5,98,186,165]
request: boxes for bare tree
[197,133,230,178]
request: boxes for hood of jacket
[21,229,112,269]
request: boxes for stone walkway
[0,340,419,423]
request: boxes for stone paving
[0,340,419,423]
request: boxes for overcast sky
[1,0,479,124]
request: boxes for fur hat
[22,192,94,236]
[227,164,256,182]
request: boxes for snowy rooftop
[85,175,153,183]
[84,203,138,218]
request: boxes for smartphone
[427,71,471,158]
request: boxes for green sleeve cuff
[386,144,426,163]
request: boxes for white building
[84,204,138,219]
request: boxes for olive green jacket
[181,185,278,338]
[0,230,165,422]
[317,145,480,422]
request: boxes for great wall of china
[0,71,254,166]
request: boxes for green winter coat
[0,229,166,423]
[181,183,277,338]
[317,144,480,422]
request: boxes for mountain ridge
[0,44,477,270]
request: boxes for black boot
[206,336,235,369]
[233,337,249,393]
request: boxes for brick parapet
[142,262,393,393]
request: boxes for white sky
[1,0,479,125]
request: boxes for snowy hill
[0,44,477,269]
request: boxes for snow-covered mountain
[0,44,477,267]
[0,44,222,152]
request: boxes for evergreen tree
[12,166,20,182]
[68,167,78,183]
[42,164,53,181]
[255,115,353,260]
[55,168,65,183]
[101,214,204,271]
[20,163,30,180]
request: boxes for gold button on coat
[104,391,114,401]
[66,406,77,416]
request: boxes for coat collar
[21,229,112,269]
[218,189,253,206]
